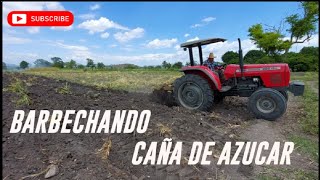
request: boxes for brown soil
[2,72,318,180]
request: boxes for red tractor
[173,38,304,120]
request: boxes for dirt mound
[150,83,177,107]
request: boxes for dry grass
[24,68,182,93]
[3,77,31,106]
[156,123,172,137]
[97,137,112,160]
[55,82,72,94]
[19,166,50,180]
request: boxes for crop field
[24,68,183,93]
[2,69,319,179]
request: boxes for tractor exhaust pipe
[238,38,244,79]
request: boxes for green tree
[65,59,77,69]
[248,24,291,55]
[300,46,319,56]
[77,64,85,69]
[51,57,64,68]
[97,62,105,69]
[172,61,183,69]
[162,61,171,69]
[20,61,29,69]
[3,62,7,70]
[34,59,51,67]
[285,2,319,53]
[244,50,266,64]
[222,51,239,64]
[86,58,95,69]
[255,56,276,64]
[299,46,319,71]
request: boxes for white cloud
[146,38,178,49]
[3,2,64,13]
[187,37,200,42]
[90,4,100,10]
[114,27,145,43]
[191,24,203,28]
[289,34,319,52]
[27,27,40,34]
[191,16,216,28]
[3,34,31,44]
[202,39,258,62]
[3,51,40,65]
[50,26,73,31]
[48,42,92,64]
[78,13,96,20]
[101,53,177,65]
[78,17,129,34]
[109,44,118,48]
[44,2,65,10]
[54,42,89,51]
[202,17,216,23]
[184,33,190,37]
[100,32,110,39]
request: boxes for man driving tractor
[203,52,216,71]
[204,52,225,81]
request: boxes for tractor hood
[224,63,291,87]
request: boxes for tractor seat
[220,86,232,92]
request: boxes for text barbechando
[10,110,151,133]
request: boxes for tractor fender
[180,66,222,91]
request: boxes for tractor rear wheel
[279,90,288,102]
[174,74,214,111]
[248,88,287,121]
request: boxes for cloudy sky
[2,2,319,66]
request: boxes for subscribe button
[7,11,73,26]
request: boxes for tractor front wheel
[174,74,214,111]
[248,88,287,121]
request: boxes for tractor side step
[220,86,232,92]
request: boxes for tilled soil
[2,72,316,180]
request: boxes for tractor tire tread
[248,88,287,121]
[174,74,214,111]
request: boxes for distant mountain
[4,63,19,69]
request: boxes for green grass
[257,167,318,180]
[301,85,319,135]
[289,135,318,161]
[289,72,319,162]
[291,72,318,135]
[55,82,72,94]
[3,77,31,106]
[24,67,183,92]
[291,72,319,82]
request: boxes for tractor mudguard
[180,66,222,91]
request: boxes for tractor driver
[203,52,216,71]
[204,52,225,82]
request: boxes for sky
[2,1,319,66]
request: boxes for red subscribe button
[7,11,74,26]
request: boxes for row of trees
[221,46,318,72]
[2,57,185,70]
[3,44,317,72]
